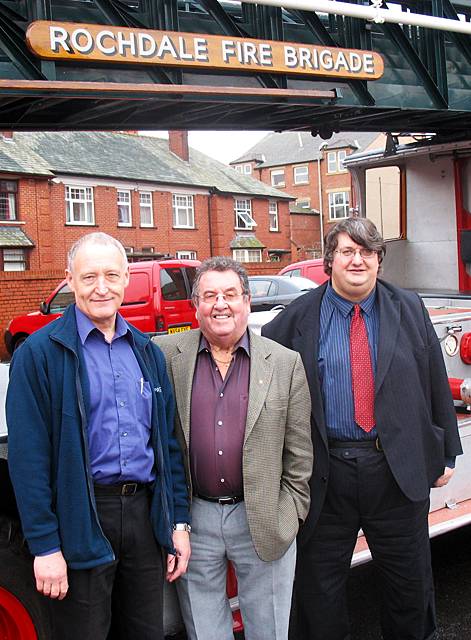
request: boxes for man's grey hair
[192,256,250,302]
[67,232,128,272]
[323,217,386,276]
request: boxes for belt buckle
[218,497,235,505]
[121,482,138,496]
[375,437,383,452]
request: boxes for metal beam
[295,9,376,106]
[0,10,45,79]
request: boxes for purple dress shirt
[190,332,250,497]
[76,307,154,484]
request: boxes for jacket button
[321,476,327,482]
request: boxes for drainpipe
[317,143,328,256]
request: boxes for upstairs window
[65,185,94,224]
[117,190,132,226]
[0,180,17,221]
[139,191,153,227]
[234,199,256,230]
[327,150,348,174]
[294,166,309,184]
[173,194,195,228]
[271,169,285,187]
[269,201,279,231]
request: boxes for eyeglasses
[198,291,245,304]
[335,248,377,260]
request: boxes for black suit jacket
[262,279,463,547]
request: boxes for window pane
[49,284,75,313]
[3,249,26,271]
[271,170,285,186]
[160,267,188,300]
[294,166,309,183]
[0,192,16,221]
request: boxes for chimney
[2,131,13,142]
[169,130,189,161]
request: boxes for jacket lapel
[293,287,328,446]
[375,281,401,395]
[171,330,200,449]
[245,332,273,444]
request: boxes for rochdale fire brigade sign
[26,21,384,81]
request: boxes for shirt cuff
[445,457,456,469]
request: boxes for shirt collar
[198,330,250,356]
[75,305,129,345]
[325,282,377,318]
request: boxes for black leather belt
[194,493,244,505]
[329,437,382,452]
[93,482,149,496]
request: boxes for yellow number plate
[168,325,191,334]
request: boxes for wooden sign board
[26,21,384,81]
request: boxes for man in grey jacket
[155,256,312,640]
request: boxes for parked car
[4,259,200,354]
[248,275,317,311]
[278,258,328,284]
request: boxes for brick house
[0,130,294,272]
[0,130,293,358]
[230,131,384,260]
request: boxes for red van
[278,258,328,285]
[4,259,200,354]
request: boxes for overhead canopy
[1,0,471,136]
[0,227,34,248]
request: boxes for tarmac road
[349,524,471,639]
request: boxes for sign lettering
[27,21,384,80]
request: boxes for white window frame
[269,201,279,231]
[243,164,252,175]
[176,250,197,260]
[232,249,262,263]
[0,180,17,221]
[117,189,132,227]
[234,198,257,230]
[65,185,94,225]
[139,191,154,227]
[328,191,350,220]
[327,150,348,174]
[294,165,309,184]
[296,198,311,209]
[271,169,285,187]
[3,248,26,271]
[172,194,195,228]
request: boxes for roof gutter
[242,0,471,36]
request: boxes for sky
[149,130,269,165]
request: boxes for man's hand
[166,530,191,583]
[34,551,68,600]
[433,466,455,488]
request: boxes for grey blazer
[154,329,313,562]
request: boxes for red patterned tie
[350,304,375,432]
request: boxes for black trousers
[290,447,436,640]
[50,489,164,640]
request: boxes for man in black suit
[262,217,462,640]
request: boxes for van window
[185,267,197,293]
[123,272,150,305]
[49,284,75,313]
[160,267,188,301]
[286,268,301,278]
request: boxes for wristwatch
[173,523,191,533]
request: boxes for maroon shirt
[190,332,250,497]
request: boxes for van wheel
[0,523,51,639]
[12,335,27,351]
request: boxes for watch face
[444,334,459,357]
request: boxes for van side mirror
[39,301,49,315]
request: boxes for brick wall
[0,269,64,361]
